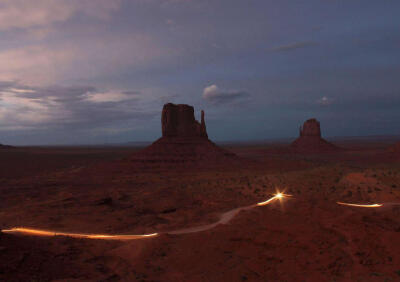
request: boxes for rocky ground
[1,141,400,281]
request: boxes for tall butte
[131,103,237,165]
[290,118,340,153]
[161,103,208,138]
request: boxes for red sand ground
[131,137,238,166]
[388,142,400,154]
[1,140,400,281]
[290,135,340,153]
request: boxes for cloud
[316,96,334,106]
[0,33,171,85]
[0,46,75,85]
[270,41,318,52]
[0,0,121,31]
[202,84,249,104]
[84,91,139,103]
[0,81,157,131]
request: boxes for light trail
[1,192,392,242]
[1,227,158,240]
[1,193,289,240]
[336,202,383,208]
[256,196,279,206]
[256,192,291,206]
[169,193,287,234]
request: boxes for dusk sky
[0,0,399,145]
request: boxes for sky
[0,0,399,145]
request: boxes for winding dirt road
[2,193,390,241]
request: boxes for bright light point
[275,193,283,199]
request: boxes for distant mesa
[131,103,237,165]
[290,118,340,153]
[0,143,13,149]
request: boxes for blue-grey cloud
[0,81,157,132]
[202,84,250,105]
[316,96,335,106]
[270,41,318,52]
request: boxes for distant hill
[0,144,14,149]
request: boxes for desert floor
[1,140,400,281]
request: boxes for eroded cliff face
[161,103,207,138]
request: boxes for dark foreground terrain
[1,139,400,281]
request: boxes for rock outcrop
[290,118,339,153]
[131,103,237,166]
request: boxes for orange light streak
[336,202,383,208]
[256,197,278,206]
[1,227,158,240]
[257,192,290,206]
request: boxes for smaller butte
[290,118,340,153]
[131,103,237,166]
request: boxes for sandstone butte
[131,103,237,165]
[290,118,340,153]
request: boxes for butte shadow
[290,118,341,154]
[130,103,239,166]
